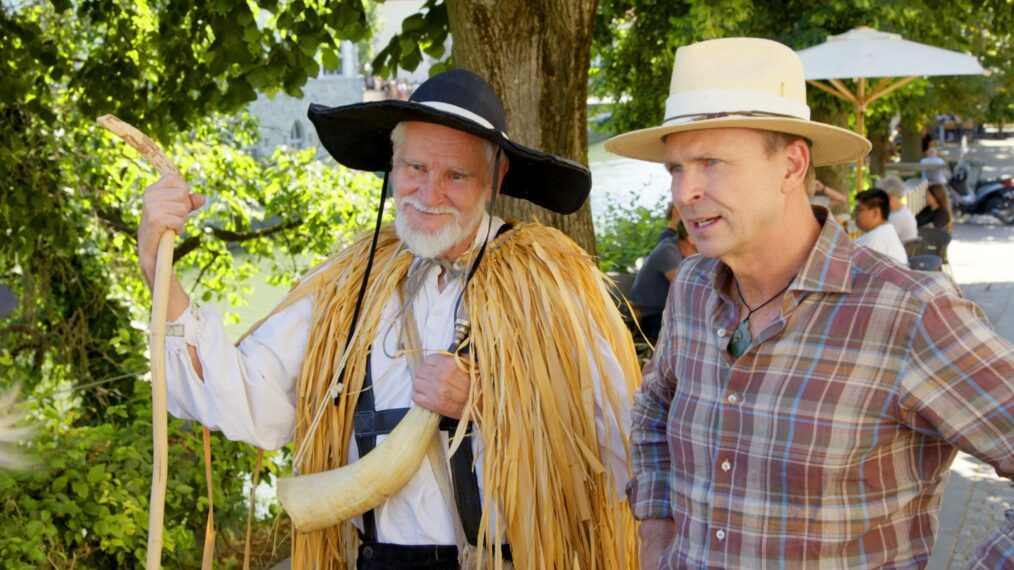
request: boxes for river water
[588,140,672,218]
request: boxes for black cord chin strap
[334,170,390,404]
[452,147,503,318]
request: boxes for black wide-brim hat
[307,69,591,214]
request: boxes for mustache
[397,196,458,217]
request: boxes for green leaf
[86,465,105,484]
[72,479,89,499]
[401,13,427,32]
[321,47,340,72]
[51,475,69,492]
[246,66,275,89]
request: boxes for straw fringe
[251,222,639,569]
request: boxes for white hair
[394,195,485,258]
[879,174,907,198]
[390,121,500,179]
[388,121,500,258]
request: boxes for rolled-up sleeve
[898,293,1014,564]
[164,297,313,450]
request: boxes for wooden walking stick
[96,115,180,570]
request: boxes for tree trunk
[446,0,598,255]
[899,113,923,163]
[866,115,890,178]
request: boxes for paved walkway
[926,217,1014,569]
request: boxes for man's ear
[491,155,509,200]
[498,155,510,186]
[782,139,810,193]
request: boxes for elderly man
[607,38,1014,568]
[881,174,919,242]
[854,188,908,264]
[138,69,639,569]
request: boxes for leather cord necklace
[728,276,794,358]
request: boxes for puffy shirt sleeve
[163,297,313,450]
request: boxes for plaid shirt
[629,215,1014,569]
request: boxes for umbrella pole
[854,77,867,196]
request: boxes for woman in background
[917,183,953,233]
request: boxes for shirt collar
[712,207,853,299]
[794,207,853,294]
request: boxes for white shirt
[163,214,632,546]
[855,222,908,264]
[888,206,918,242]
[920,156,950,184]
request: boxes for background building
[247,0,435,158]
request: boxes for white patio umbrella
[796,26,984,193]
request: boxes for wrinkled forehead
[395,122,496,172]
[661,127,769,156]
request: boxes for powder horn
[277,407,441,531]
[277,320,471,532]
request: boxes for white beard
[394,195,485,259]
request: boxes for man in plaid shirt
[606,38,1014,568]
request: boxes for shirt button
[715,529,726,541]
[727,393,739,404]
[721,460,731,472]
[716,327,727,337]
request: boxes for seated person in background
[920,147,950,185]
[629,216,697,342]
[916,183,953,232]
[854,189,908,264]
[657,201,679,242]
[881,174,918,242]
[813,179,848,207]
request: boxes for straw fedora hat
[605,38,871,166]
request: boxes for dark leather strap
[355,408,460,438]
[448,430,482,545]
[353,355,380,542]
[355,538,512,567]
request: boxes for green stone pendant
[728,319,751,358]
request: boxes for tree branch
[95,205,302,264]
[96,206,136,235]
[172,219,303,264]
[209,220,302,242]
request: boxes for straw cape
[242,223,640,569]
[605,37,871,167]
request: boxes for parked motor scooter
[946,161,1014,225]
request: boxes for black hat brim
[308,101,591,214]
